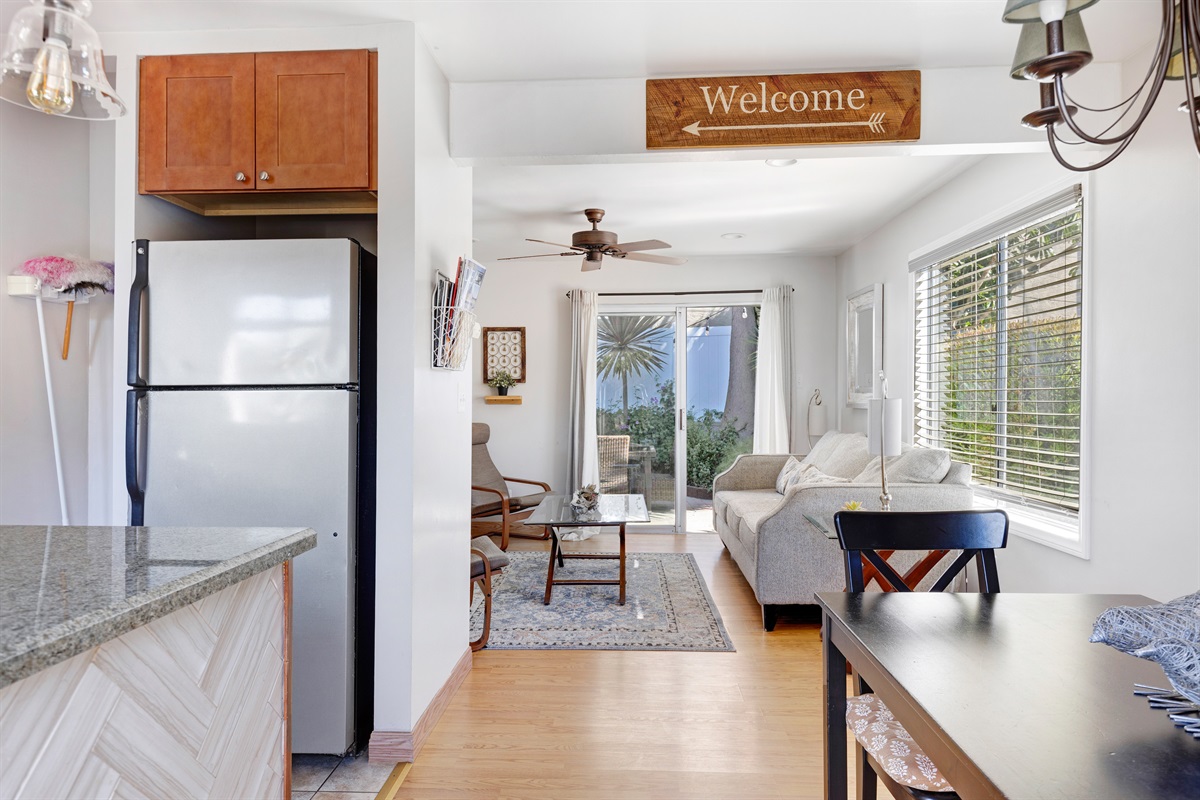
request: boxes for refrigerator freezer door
[140,239,359,387]
[138,388,357,754]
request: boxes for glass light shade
[1002,0,1099,24]
[0,0,126,120]
[1167,5,1198,80]
[1011,14,1092,79]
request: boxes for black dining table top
[816,592,1200,800]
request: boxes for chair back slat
[834,510,1008,593]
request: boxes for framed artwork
[482,327,526,384]
[846,284,883,408]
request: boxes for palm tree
[597,315,670,423]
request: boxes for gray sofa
[712,431,974,630]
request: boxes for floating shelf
[484,395,522,405]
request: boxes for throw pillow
[846,693,954,792]
[775,456,803,494]
[785,462,851,492]
[852,448,952,484]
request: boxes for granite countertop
[0,525,316,689]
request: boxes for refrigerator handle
[127,239,149,387]
[126,388,146,525]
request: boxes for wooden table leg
[543,530,559,605]
[823,612,848,800]
[618,523,627,605]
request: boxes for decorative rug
[470,551,735,652]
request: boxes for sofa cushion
[801,431,853,471]
[785,462,851,492]
[852,448,951,484]
[809,433,874,480]
[774,456,803,494]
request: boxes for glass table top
[525,494,651,527]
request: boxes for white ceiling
[473,155,983,258]
[4,0,1160,258]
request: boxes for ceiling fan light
[1010,14,1092,79]
[1001,0,1098,23]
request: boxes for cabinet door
[139,54,257,193]
[255,50,370,191]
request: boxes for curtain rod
[563,288,792,298]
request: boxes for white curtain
[567,289,599,493]
[753,286,793,454]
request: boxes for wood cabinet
[139,49,377,215]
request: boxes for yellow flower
[842,500,864,511]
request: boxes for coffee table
[525,494,650,605]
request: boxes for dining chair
[832,509,1009,800]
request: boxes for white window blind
[913,187,1083,518]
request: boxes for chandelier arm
[1183,0,1200,153]
[1052,0,1174,146]
[1047,125,1136,172]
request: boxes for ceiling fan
[497,208,687,272]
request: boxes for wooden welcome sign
[646,70,920,150]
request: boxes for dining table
[817,591,1200,800]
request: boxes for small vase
[497,386,509,396]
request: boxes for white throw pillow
[775,456,803,494]
[785,462,851,492]
[852,448,952,484]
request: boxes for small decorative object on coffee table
[486,368,517,397]
[570,483,599,514]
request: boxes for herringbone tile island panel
[0,565,287,799]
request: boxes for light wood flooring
[392,533,877,799]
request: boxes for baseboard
[368,647,472,764]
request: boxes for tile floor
[292,752,398,799]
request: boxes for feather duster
[16,256,115,359]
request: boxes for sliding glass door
[597,304,757,532]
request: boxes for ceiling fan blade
[497,252,577,261]
[613,239,671,252]
[527,238,584,251]
[618,252,687,265]
[581,256,602,272]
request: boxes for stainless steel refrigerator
[125,238,376,755]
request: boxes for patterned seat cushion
[846,693,954,793]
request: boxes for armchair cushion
[472,491,548,518]
[471,535,510,577]
[846,693,954,793]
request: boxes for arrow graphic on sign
[682,112,887,137]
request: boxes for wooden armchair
[471,423,551,550]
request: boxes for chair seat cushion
[471,491,547,518]
[846,693,954,793]
[471,536,510,577]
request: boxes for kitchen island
[0,525,315,799]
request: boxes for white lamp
[868,371,902,511]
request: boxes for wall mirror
[846,284,883,408]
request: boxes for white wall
[836,84,1200,600]
[97,21,471,744]
[471,252,837,490]
[0,102,93,525]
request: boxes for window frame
[908,177,1093,559]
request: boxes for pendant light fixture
[0,0,126,120]
[1003,0,1200,171]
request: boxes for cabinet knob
[235,172,247,182]
[259,171,270,181]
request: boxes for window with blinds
[913,187,1083,521]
